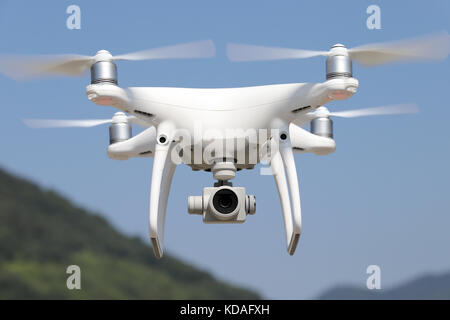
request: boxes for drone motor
[310,116,333,138]
[91,61,118,85]
[90,50,118,85]
[326,44,352,80]
[109,112,131,144]
[310,106,334,138]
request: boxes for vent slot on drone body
[134,110,154,118]
[292,106,312,113]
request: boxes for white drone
[1,33,448,258]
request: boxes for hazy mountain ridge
[0,167,260,299]
[318,272,450,300]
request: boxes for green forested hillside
[0,167,260,299]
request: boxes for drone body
[3,33,448,258]
[88,75,357,258]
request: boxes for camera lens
[219,196,232,209]
[212,189,238,214]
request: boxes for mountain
[0,167,260,299]
[318,272,450,299]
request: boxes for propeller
[227,32,450,66]
[24,118,112,128]
[23,113,148,128]
[308,103,419,120]
[0,40,215,79]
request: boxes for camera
[188,186,256,224]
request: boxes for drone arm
[279,138,302,255]
[149,122,177,259]
[289,123,336,155]
[282,78,359,123]
[86,84,131,111]
[107,126,157,160]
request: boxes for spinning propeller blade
[113,40,215,61]
[23,114,146,129]
[348,32,450,66]
[0,40,215,79]
[23,118,112,128]
[308,103,419,120]
[329,103,419,118]
[227,32,450,65]
[0,55,94,79]
[227,44,328,61]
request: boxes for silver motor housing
[188,186,256,224]
[326,44,352,80]
[109,122,131,145]
[310,117,333,138]
[91,61,118,85]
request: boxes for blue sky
[0,0,449,299]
